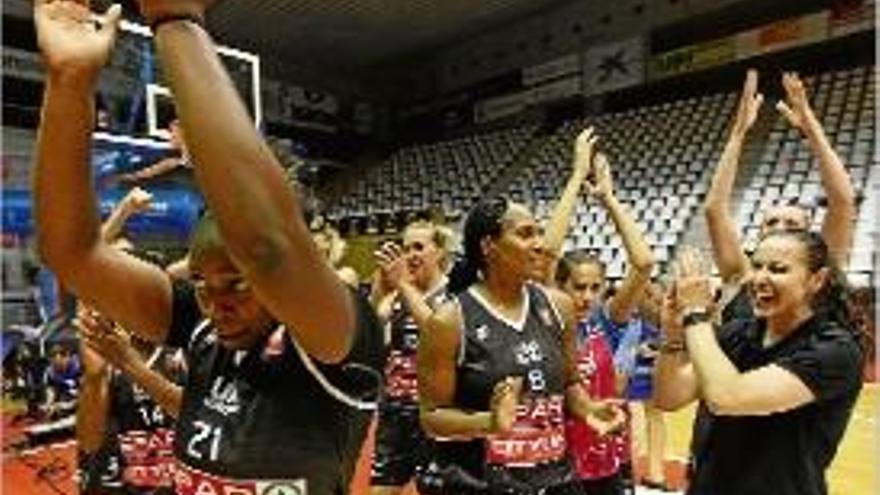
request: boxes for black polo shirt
[721,286,754,324]
[688,314,863,495]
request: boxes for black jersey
[79,348,179,495]
[372,280,449,486]
[383,280,449,402]
[167,282,385,495]
[451,283,573,492]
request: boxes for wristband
[660,339,686,353]
[682,308,712,328]
[150,13,205,32]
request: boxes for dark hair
[848,286,876,356]
[447,197,509,294]
[761,230,855,336]
[122,247,170,268]
[556,249,606,286]
[188,211,226,261]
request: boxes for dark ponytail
[447,197,509,294]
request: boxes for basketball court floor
[5,384,873,494]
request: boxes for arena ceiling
[207,0,577,70]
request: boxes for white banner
[528,75,582,104]
[583,37,645,95]
[523,54,581,87]
[474,91,530,123]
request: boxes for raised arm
[32,0,173,343]
[652,282,699,411]
[100,187,153,243]
[118,156,185,183]
[138,1,354,363]
[637,281,664,328]
[543,127,597,257]
[589,153,655,323]
[777,72,855,267]
[704,70,763,283]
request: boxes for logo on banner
[485,395,567,466]
[584,37,645,95]
[175,461,308,495]
[259,482,306,495]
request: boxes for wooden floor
[347,384,879,494]
[3,384,877,494]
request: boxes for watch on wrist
[660,339,686,353]
[150,13,206,32]
[681,308,712,328]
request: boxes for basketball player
[540,126,598,278]
[369,221,454,495]
[76,307,181,495]
[654,240,862,495]
[546,139,657,494]
[418,197,625,494]
[32,2,384,494]
[704,70,855,322]
[77,193,180,495]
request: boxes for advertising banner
[2,188,202,238]
[736,12,829,59]
[829,0,875,38]
[523,54,581,86]
[528,75,583,104]
[584,37,645,95]
[651,36,736,79]
[474,91,530,123]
